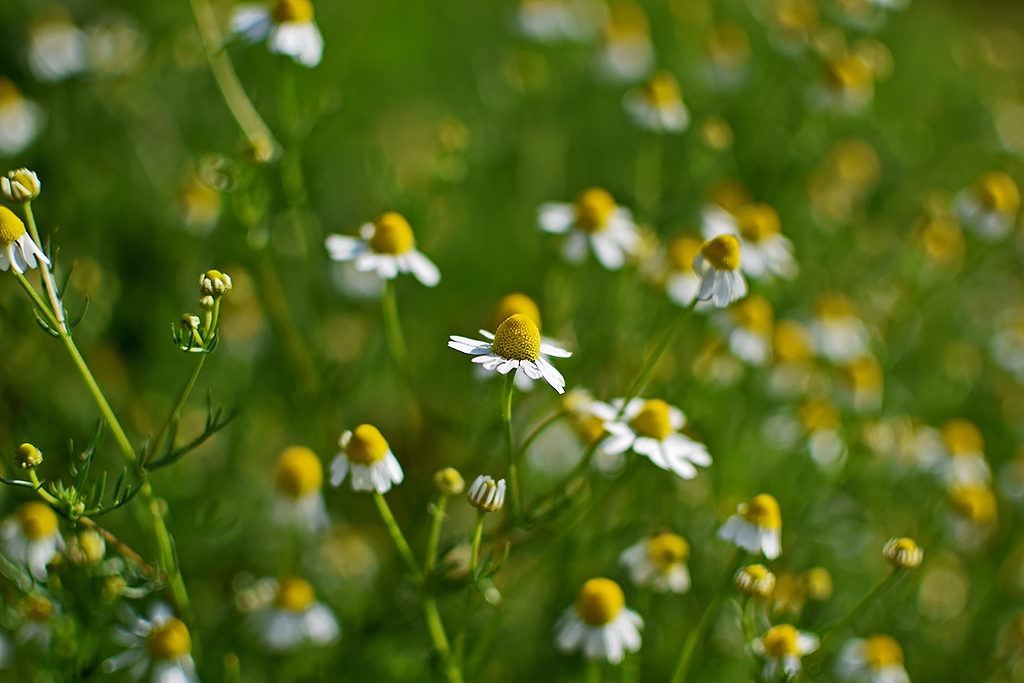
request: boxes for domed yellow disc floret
[741,494,782,530]
[975,172,1020,214]
[735,564,776,596]
[630,399,673,441]
[883,537,923,569]
[699,234,741,271]
[735,203,781,243]
[732,295,774,335]
[574,187,617,233]
[827,55,873,91]
[648,532,689,572]
[865,635,904,668]
[799,398,841,432]
[642,71,682,107]
[276,576,316,612]
[761,624,801,657]
[369,212,415,255]
[815,292,857,320]
[147,618,192,660]
[491,293,542,332]
[668,235,703,273]
[0,206,28,248]
[706,23,750,67]
[18,502,58,541]
[941,418,984,455]
[842,356,882,390]
[275,446,323,498]
[575,578,625,626]
[773,320,813,363]
[271,0,314,24]
[490,313,541,361]
[346,424,391,465]
[948,485,997,525]
[22,596,55,623]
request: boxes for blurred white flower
[17,595,59,650]
[249,577,340,651]
[231,0,324,68]
[272,446,329,534]
[623,71,689,133]
[325,212,440,287]
[955,172,1020,242]
[809,292,870,363]
[330,424,405,494]
[753,624,819,680]
[539,187,640,270]
[593,1,653,83]
[514,0,604,44]
[597,398,711,479]
[555,578,643,663]
[0,78,45,157]
[619,531,691,593]
[661,234,704,308]
[27,9,88,83]
[717,295,774,366]
[836,635,910,683]
[718,494,782,559]
[103,603,199,683]
[0,502,63,581]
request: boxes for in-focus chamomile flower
[718,493,782,559]
[703,23,751,91]
[325,212,440,287]
[934,419,991,486]
[250,577,340,651]
[810,292,870,363]
[479,293,570,392]
[623,70,689,133]
[1,502,63,581]
[883,537,923,569]
[27,8,88,83]
[992,309,1024,381]
[555,578,643,664]
[663,234,704,308]
[17,595,58,649]
[272,446,328,534]
[799,397,846,468]
[955,171,1021,242]
[0,78,45,156]
[0,207,49,275]
[702,202,797,281]
[468,475,506,512]
[693,234,748,308]
[735,564,777,597]
[594,1,654,83]
[815,53,875,113]
[103,603,199,683]
[718,294,774,366]
[330,425,405,494]
[448,313,571,393]
[230,0,324,67]
[753,624,819,680]
[2,168,41,203]
[514,0,604,44]
[620,530,691,593]
[538,187,640,270]
[769,320,816,397]
[839,355,883,413]
[836,635,910,683]
[596,398,712,479]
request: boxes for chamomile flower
[27,8,88,83]
[810,292,870,363]
[735,564,777,597]
[619,530,691,593]
[538,187,640,270]
[815,54,874,113]
[882,537,922,569]
[468,475,507,512]
[955,172,1021,242]
[991,309,1024,380]
[947,484,998,546]
[0,77,45,157]
[839,355,884,413]
[17,595,58,649]
[230,0,324,68]
[703,23,751,91]
[808,139,882,225]
[623,71,689,133]
[0,502,63,581]
[762,0,819,53]
[597,398,712,479]
[805,567,834,601]
[702,202,797,281]
[837,635,911,683]
[753,624,819,680]
[0,207,49,275]
[514,0,604,44]
[769,320,816,397]
[325,212,440,287]
[594,1,654,83]
[448,313,571,394]
[250,577,340,651]
[478,293,570,392]
[914,214,964,271]
[718,294,774,366]
[2,168,41,203]
[555,578,643,664]
[563,387,611,447]
[693,234,748,308]
[798,398,846,468]
[103,603,199,683]
[330,425,405,494]
[937,419,991,487]
[272,446,328,534]
[718,493,783,559]
[663,234,705,308]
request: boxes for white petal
[538,203,576,233]
[325,234,367,262]
[329,454,350,487]
[406,250,441,287]
[230,5,272,41]
[562,231,589,264]
[590,233,626,270]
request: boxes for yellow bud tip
[271,0,314,23]
[630,399,673,441]
[345,424,390,465]
[491,293,542,332]
[16,443,43,468]
[762,624,801,657]
[574,187,617,233]
[370,212,415,255]
[575,578,625,626]
[17,501,58,540]
[865,635,904,668]
[0,206,28,247]
[275,446,323,498]
[434,467,465,496]
[735,203,781,242]
[276,576,316,612]
[647,532,689,571]
[147,618,192,660]
[741,494,782,530]
[490,313,542,361]
[700,234,741,271]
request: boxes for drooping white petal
[329,453,350,487]
[406,250,441,287]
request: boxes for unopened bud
[200,269,233,297]
[467,475,506,512]
[69,529,106,566]
[181,313,201,331]
[734,564,776,596]
[16,443,42,469]
[434,467,465,496]
[883,537,923,569]
[1,168,41,203]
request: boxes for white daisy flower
[947,484,998,547]
[661,234,704,308]
[0,78,45,157]
[753,624,819,680]
[230,0,324,67]
[2,168,41,203]
[0,502,63,581]
[251,577,340,651]
[272,446,328,534]
[734,564,777,597]
[693,234,748,308]
[27,9,88,83]
[809,292,870,363]
[717,294,774,366]
[468,475,507,512]
[619,531,691,594]
[594,2,654,83]
[0,207,50,275]
[882,537,923,569]
[596,398,711,480]
[955,171,1020,242]
[325,211,440,287]
[538,187,640,270]
[702,23,751,92]
[330,424,405,494]
[16,595,59,649]
[103,603,199,683]
[717,493,783,559]
[701,202,797,281]
[476,293,570,392]
[935,419,991,487]
[798,398,847,469]
[813,54,874,113]
[836,635,911,683]
[448,313,571,394]
[769,320,816,397]
[991,309,1024,381]
[85,14,148,78]
[555,578,643,664]
[514,0,604,44]
[839,355,884,414]
[761,0,819,54]
[623,71,689,133]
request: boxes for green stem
[519,411,566,454]
[501,371,520,518]
[23,202,65,332]
[670,548,744,683]
[586,659,602,683]
[373,491,424,585]
[424,494,449,577]
[146,355,206,468]
[622,301,695,408]
[382,278,409,371]
[811,568,901,665]
[256,252,319,395]
[469,511,485,577]
[423,597,466,683]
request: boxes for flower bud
[200,269,233,297]
[198,295,215,311]
[16,443,42,469]
[434,467,465,496]
[735,564,776,596]
[883,537,923,569]
[68,528,106,566]
[468,475,506,512]
[181,313,201,331]
[1,168,41,203]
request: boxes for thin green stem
[23,202,65,331]
[469,511,485,577]
[424,494,449,577]
[586,659,602,683]
[373,491,424,585]
[147,356,206,468]
[382,278,409,371]
[519,411,566,454]
[810,568,901,666]
[422,597,466,683]
[501,371,520,518]
[622,301,696,408]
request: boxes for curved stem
[622,301,695,408]
[373,491,424,585]
[23,202,66,331]
[146,355,206,468]
[424,494,449,578]
[501,371,520,518]
[810,568,901,667]
[469,511,485,578]
[382,278,409,371]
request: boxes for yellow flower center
[842,356,882,390]
[575,578,625,626]
[941,419,983,455]
[271,0,314,24]
[773,321,813,363]
[975,172,1021,214]
[804,567,833,601]
[346,424,391,465]
[744,564,771,582]
[741,494,782,530]
[606,2,650,41]
[573,414,607,446]
[667,235,703,273]
[275,446,323,498]
[490,313,541,361]
[708,180,752,214]
[920,217,964,263]
[0,77,22,107]
[827,55,873,91]
[23,596,55,623]
[0,206,28,247]
[574,187,617,233]
[832,140,881,188]
[731,295,774,335]
[18,502,58,541]
[799,398,840,432]
[815,292,857,320]
[864,635,904,668]
[735,203,781,243]
[761,624,801,657]
[369,212,415,255]
[490,293,542,332]
[642,71,682,107]
[630,399,673,441]
[647,532,689,572]
[147,618,192,660]
[276,576,316,612]
[948,485,997,524]
[774,0,819,31]
[699,234,741,271]
[706,23,750,67]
